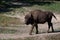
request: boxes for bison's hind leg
[50,23,54,32]
[47,22,54,33]
[47,22,50,33]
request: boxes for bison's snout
[25,22,29,25]
[24,19,29,25]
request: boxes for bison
[24,10,57,35]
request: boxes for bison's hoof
[36,32,39,34]
[47,31,50,33]
[29,33,32,35]
[52,30,54,32]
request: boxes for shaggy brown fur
[25,10,57,35]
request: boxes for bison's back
[31,10,48,24]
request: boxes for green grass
[39,2,60,12]
[1,2,60,15]
[26,2,60,13]
[11,2,60,14]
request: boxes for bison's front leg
[35,24,38,34]
[29,24,34,35]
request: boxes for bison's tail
[52,14,57,20]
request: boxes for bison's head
[25,18,29,25]
[24,14,32,25]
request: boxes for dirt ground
[0,14,60,39]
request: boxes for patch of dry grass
[0,14,21,27]
[0,28,17,34]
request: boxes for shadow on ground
[38,30,60,34]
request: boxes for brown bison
[25,10,57,35]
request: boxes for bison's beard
[25,18,34,25]
[25,23,29,25]
[25,21,29,25]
